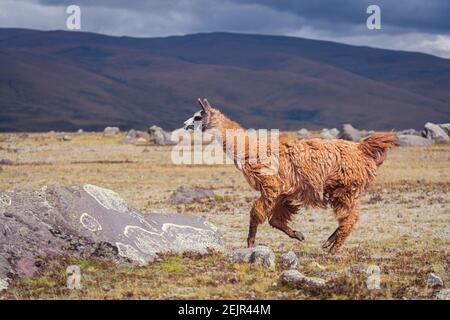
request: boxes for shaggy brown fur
[192,98,397,254]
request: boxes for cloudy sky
[1,0,449,58]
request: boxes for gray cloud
[1,0,449,58]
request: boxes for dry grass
[0,132,449,299]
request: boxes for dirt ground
[0,131,449,299]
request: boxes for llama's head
[183,98,215,132]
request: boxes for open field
[0,132,449,299]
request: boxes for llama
[183,98,397,254]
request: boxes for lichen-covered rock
[427,273,444,288]
[422,122,449,142]
[170,186,215,204]
[297,129,313,139]
[280,251,299,269]
[435,289,450,300]
[398,129,420,136]
[229,245,276,270]
[148,125,176,145]
[397,134,433,146]
[438,123,450,136]
[103,126,120,136]
[320,128,339,140]
[279,270,326,289]
[0,185,224,290]
[339,124,362,142]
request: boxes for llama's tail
[358,132,397,166]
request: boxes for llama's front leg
[323,205,359,254]
[247,197,271,247]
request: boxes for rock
[397,134,433,146]
[122,130,151,143]
[348,263,367,274]
[427,273,444,288]
[339,124,362,142]
[77,129,84,134]
[435,289,450,300]
[0,185,224,289]
[58,135,72,142]
[148,125,176,145]
[0,159,12,165]
[398,129,420,136]
[279,270,327,289]
[170,186,215,204]
[422,122,449,142]
[229,245,276,270]
[438,123,450,136]
[280,251,299,269]
[297,129,313,139]
[320,128,339,140]
[103,126,120,136]
[366,265,381,290]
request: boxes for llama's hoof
[322,229,338,249]
[294,231,305,241]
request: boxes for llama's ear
[198,98,212,113]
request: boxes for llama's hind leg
[269,202,304,241]
[323,204,359,254]
[247,197,270,247]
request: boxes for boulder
[422,122,449,142]
[103,126,120,136]
[320,128,339,140]
[229,245,276,270]
[297,129,313,139]
[279,270,327,289]
[338,124,362,142]
[280,251,299,269]
[427,273,444,288]
[148,125,176,145]
[170,186,215,204]
[398,129,420,136]
[0,185,224,290]
[436,289,450,300]
[397,134,433,147]
[438,123,450,136]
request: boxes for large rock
[229,245,276,270]
[280,251,299,269]
[0,185,224,290]
[438,123,450,136]
[148,125,177,145]
[436,289,450,300]
[398,129,420,136]
[426,273,444,288]
[170,186,215,204]
[338,124,362,142]
[320,128,339,140]
[121,129,149,143]
[422,122,449,142]
[103,126,120,136]
[297,129,314,139]
[279,270,327,289]
[397,134,433,147]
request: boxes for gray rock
[435,289,450,300]
[0,185,224,289]
[339,124,362,142]
[229,245,276,270]
[60,135,72,142]
[103,126,120,136]
[398,129,420,136]
[280,251,299,269]
[148,125,176,145]
[122,130,151,143]
[0,159,12,165]
[279,270,327,289]
[397,134,433,147]
[427,273,444,288]
[422,122,449,142]
[320,128,339,140]
[438,123,450,136]
[77,129,84,134]
[297,129,313,139]
[170,186,215,204]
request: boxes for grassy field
[0,131,449,299]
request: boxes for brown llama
[183,98,397,254]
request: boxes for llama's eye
[194,116,202,121]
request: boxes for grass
[0,131,449,299]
